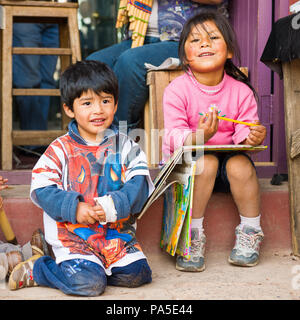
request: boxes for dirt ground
[0,248,300,300]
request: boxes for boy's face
[63,89,117,143]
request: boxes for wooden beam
[282,59,300,256]
[0,1,78,8]
[13,88,60,96]
[13,130,66,145]
[254,162,276,166]
[1,6,13,170]
[291,129,300,159]
[12,47,72,55]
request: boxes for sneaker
[0,251,24,281]
[228,224,264,267]
[8,254,41,290]
[6,251,23,275]
[176,228,206,272]
[30,228,49,256]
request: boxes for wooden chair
[144,67,249,167]
[0,1,81,170]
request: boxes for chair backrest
[147,68,184,133]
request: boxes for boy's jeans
[13,23,59,131]
[33,256,152,296]
[87,37,179,129]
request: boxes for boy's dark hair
[60,60,119,110]
[178,11,258,101]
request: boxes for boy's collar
[68,119,119,145]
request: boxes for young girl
[162,11,266,272]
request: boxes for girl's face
[184,20,232,76]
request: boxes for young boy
[8,60,154,296]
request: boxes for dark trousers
[33,256,152,296]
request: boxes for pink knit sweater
[162,71,259,158]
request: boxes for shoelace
[237,230,262,251]
[190,238,205,256]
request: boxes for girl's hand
[198,109,219,143]
[243,121,267,146]
[76,202,100,225]
[0,176,8,191]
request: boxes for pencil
[199,112,258,127]
[217,116,258,126]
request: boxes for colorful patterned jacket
[30,120,154,274]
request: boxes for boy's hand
[197,109,219,143]
[76,202,107,224]
[0,176,8,191]
[76,202,99,225]
[243,121,267,146]
[92,205,106,223]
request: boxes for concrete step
[0,178,291,256]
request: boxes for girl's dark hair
[178,11,258,101]
[60,60,119,110]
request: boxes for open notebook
[138,144,267,220]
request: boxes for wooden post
[1,6,13,170]
[282,59,300,255]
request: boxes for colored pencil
[217,116,258,126]
[199,112,258,126]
